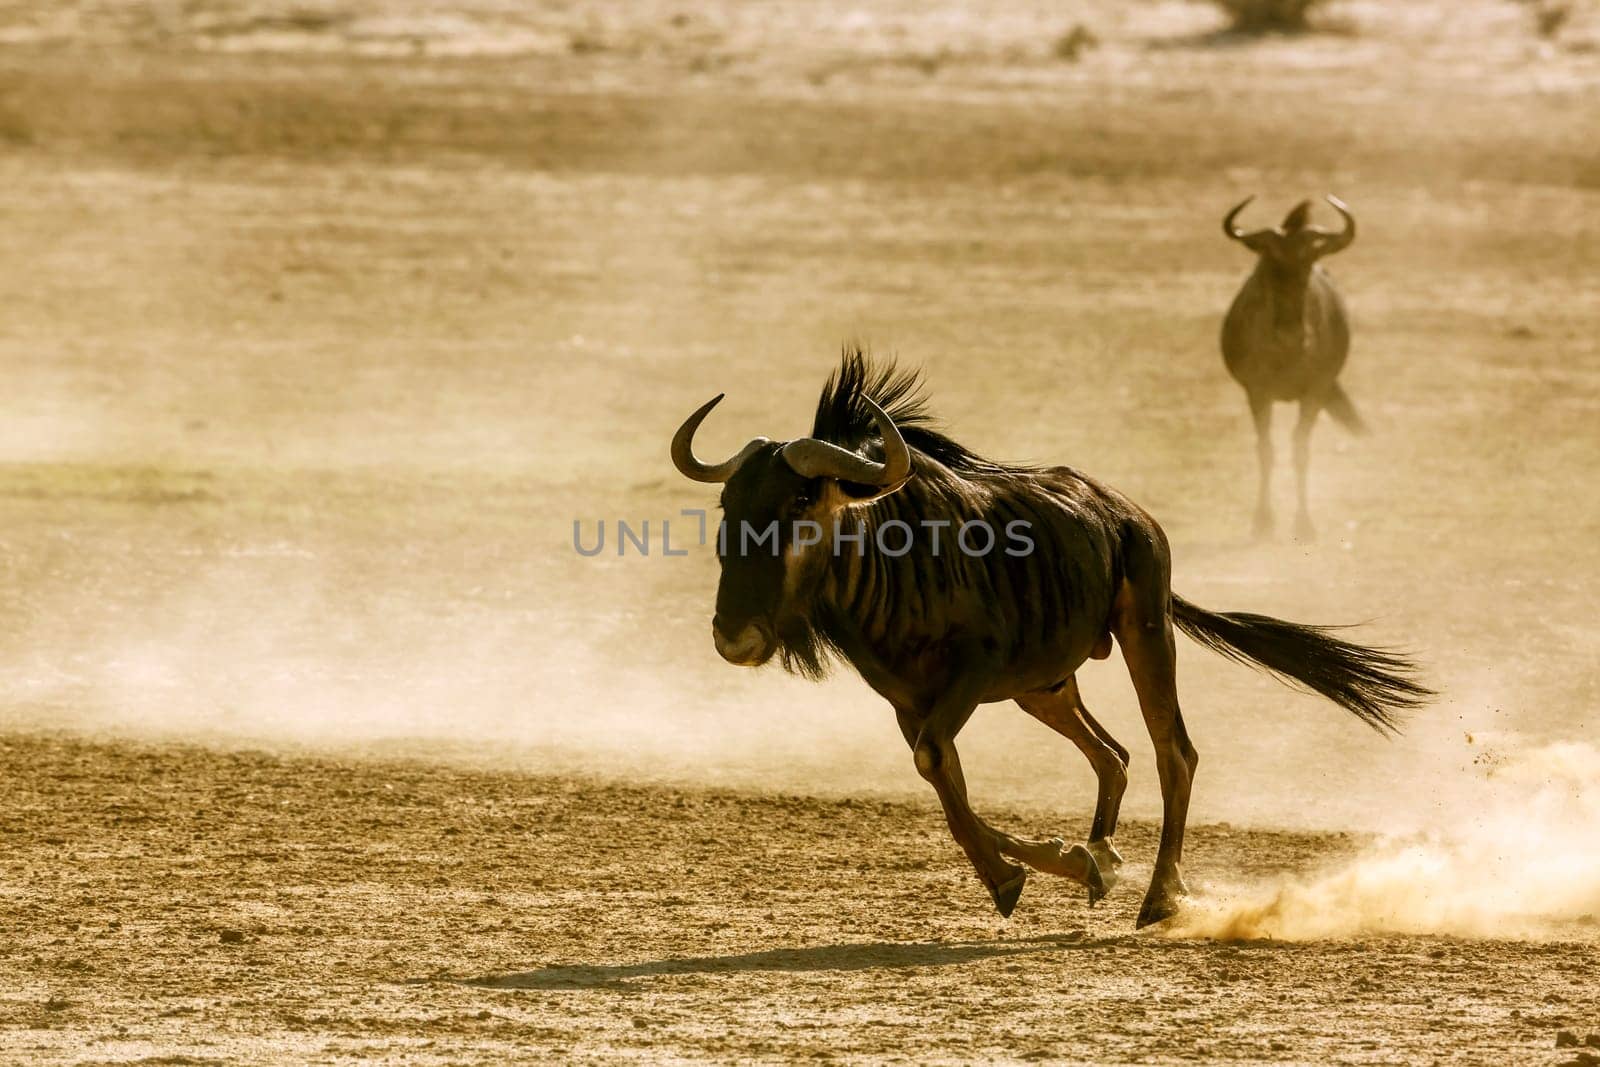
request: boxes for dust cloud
[1168,737,1600,940]
[0,502,1574,845]
[0,551,911,790]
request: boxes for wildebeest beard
[774,588,864,681]
[777,604,838,681]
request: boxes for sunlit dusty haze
[3,1,1598,1062]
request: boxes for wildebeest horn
[1222,196,1255,241]
[1313,194,1356,254]
[671,394,770,483]
[780,398,912,487]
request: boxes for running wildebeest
[671,351,1429,927]
[1221,195,1362,542]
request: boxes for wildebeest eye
[792,491,812,511]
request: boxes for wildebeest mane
[811,348,1023,476]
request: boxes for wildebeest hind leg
[895,706,1030,917]
[1113,556,1199,928]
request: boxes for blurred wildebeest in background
[1221,195,1362,542]
[672,351,1430,927]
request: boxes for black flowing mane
[810,348,1023,477]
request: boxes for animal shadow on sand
[460,932,1108,991]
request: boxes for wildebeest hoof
[1088,838,1125,870]
[1292,514,1317,543]
[1136,872,1190,929]
[1136,892,1181,929]
[990,869,1027,918]
[1023,838,1104,896]
[1252,511,1274,541]
[1036,839,1105,904]
[1087,839,1123,895]
[1081,849,1108,907]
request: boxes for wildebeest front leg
[1291,399,1320,543]
[943,749,1106,901]
[894,707,1103,911]
[980,820,1106,904]
[894,706,1029,917]
[1114,548,1200,928]
[1249,392,1275,539]
[1016,675,1128,896]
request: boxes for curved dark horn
[1315,194,1356,254]
[1222,195,1255,241]
[780,398,912,488]
[670,394,769,483]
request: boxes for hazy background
[1,0,1596,834]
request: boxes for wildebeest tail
[1170,595,1430,734]
[1323,382,1367,435]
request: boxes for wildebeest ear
[1237,230,1278,255]
[818,474,912,511]
[817,479,866,511]
[838,480,886,500]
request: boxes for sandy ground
[3,733,1598,1065]
[2,0,1600,1062]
